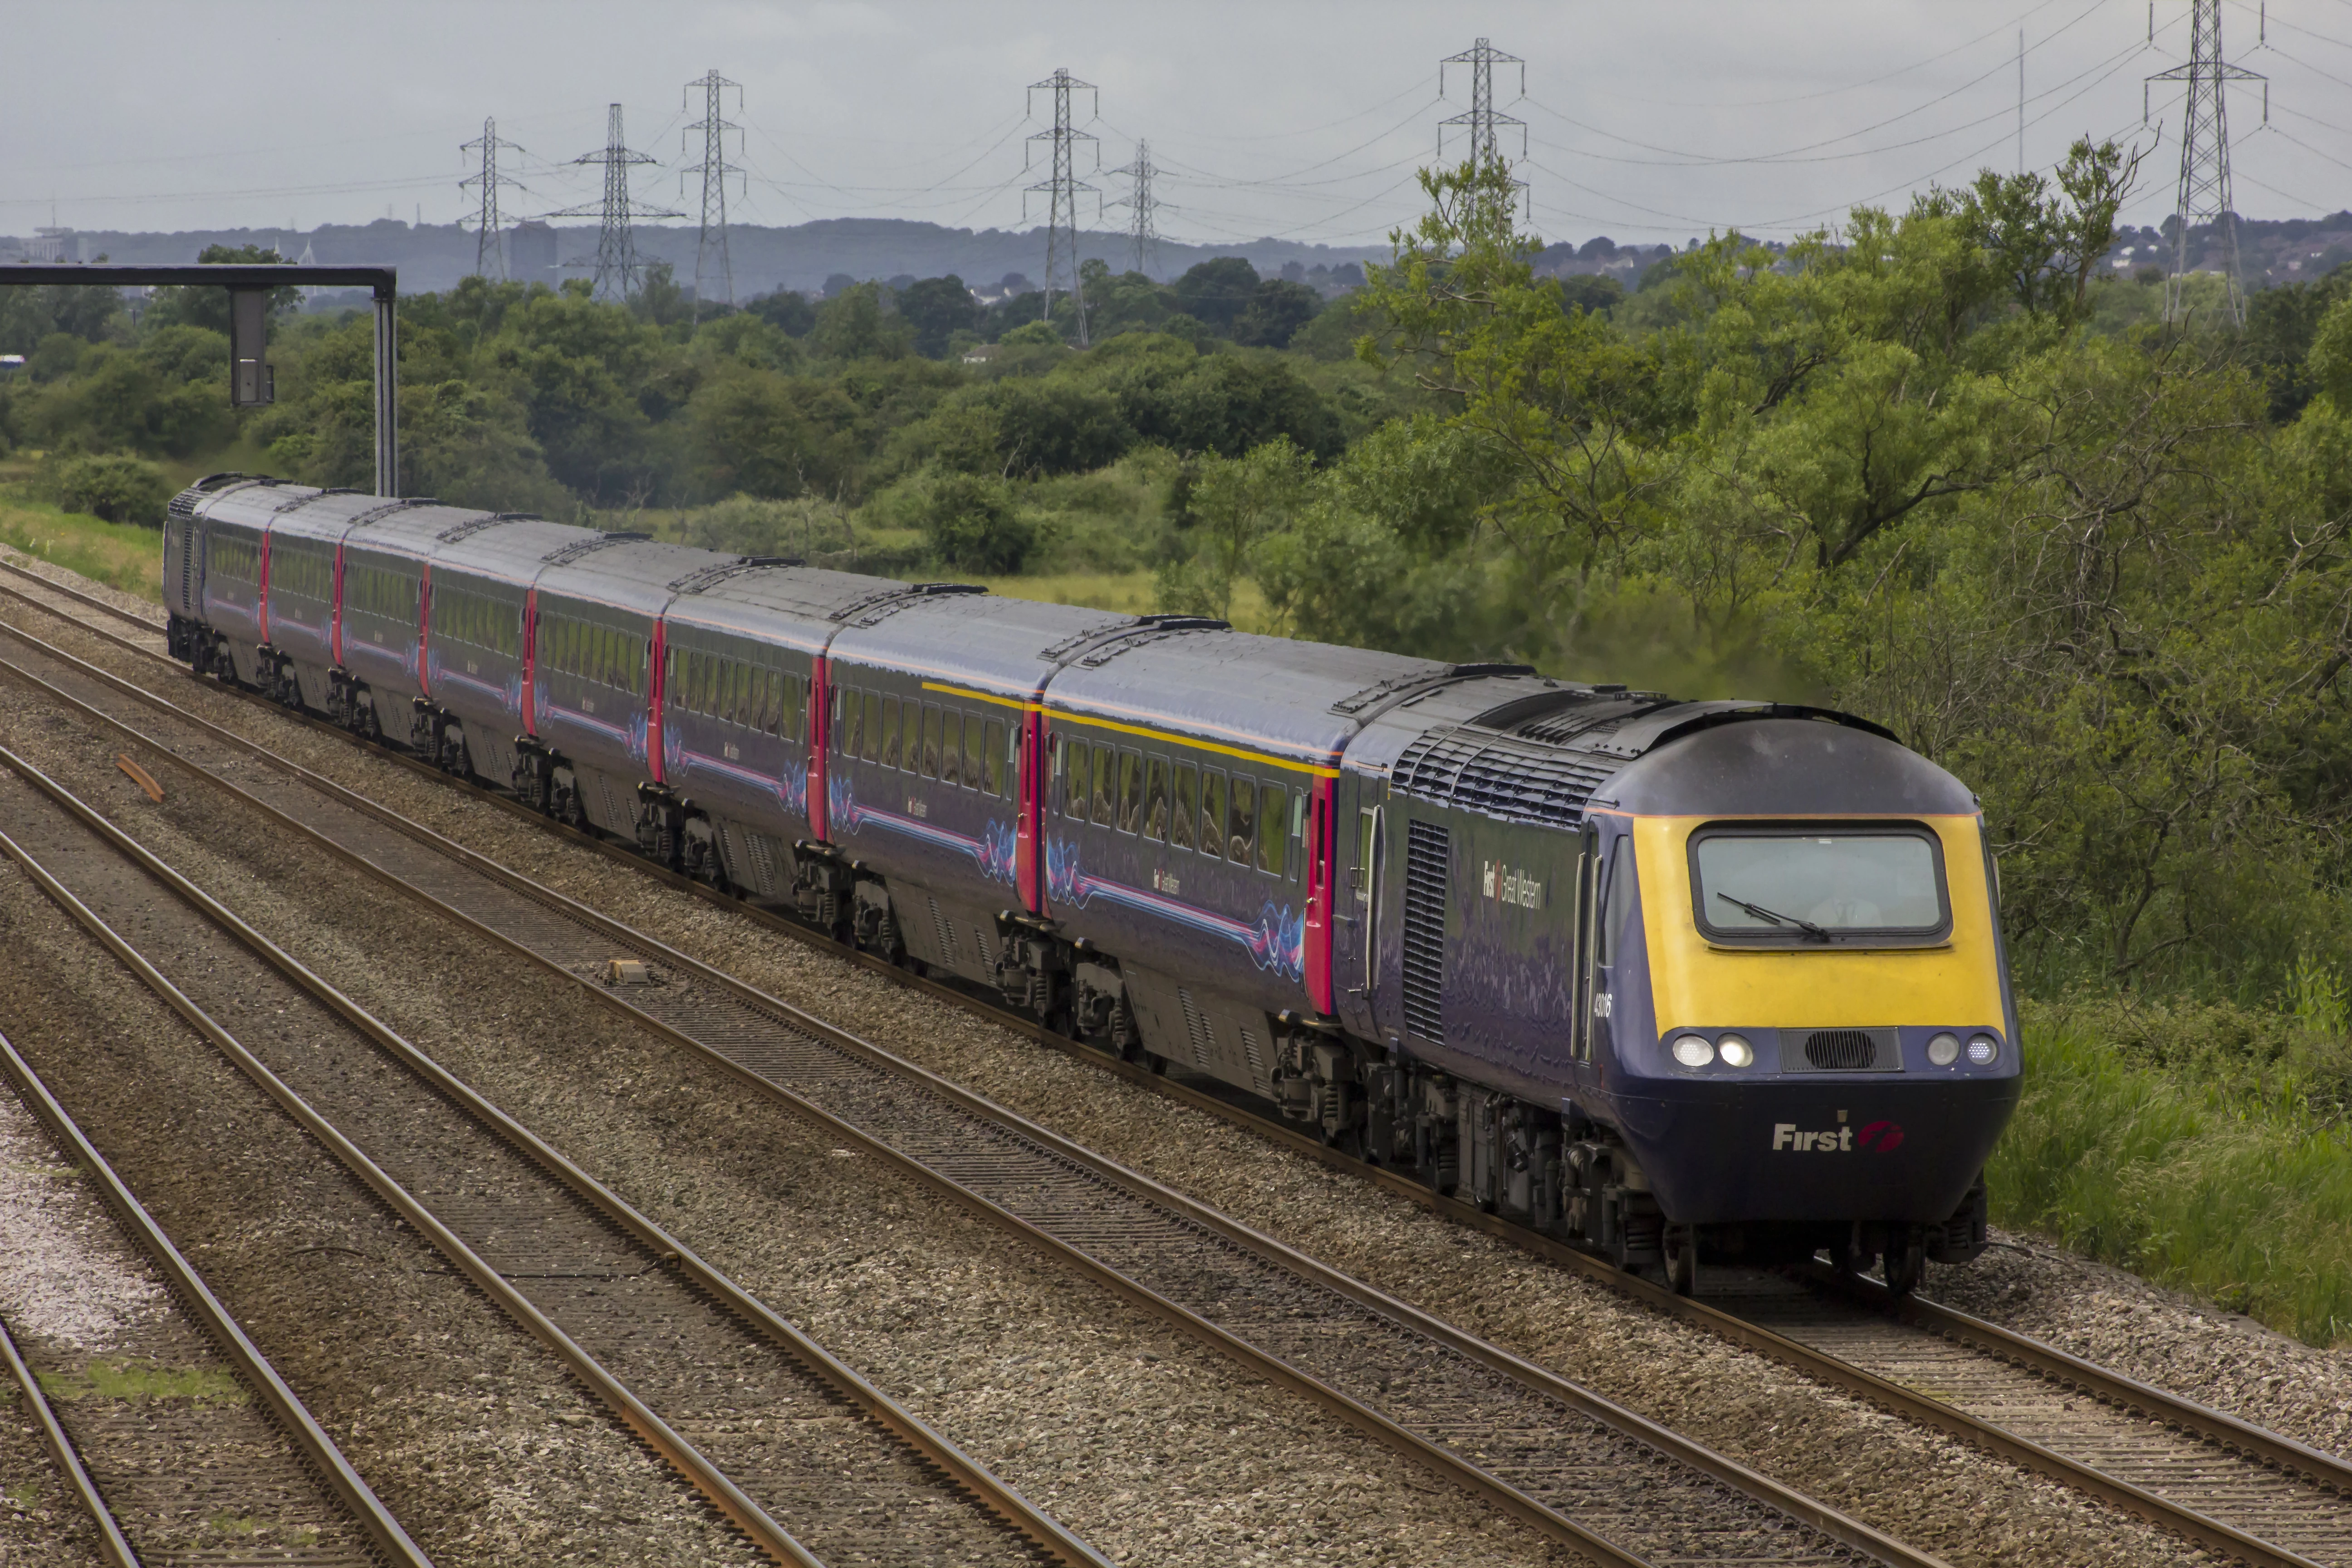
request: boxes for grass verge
[1993,1001,2352,1345]
[0,495,164,601]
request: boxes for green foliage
[1992,1003,2352,1344]
[1157,436,1316,621]
[917,468,1034,572]
[810,281,914,362]
[48,451,169,524]
[898,274,978,358]
[143,244,303,334]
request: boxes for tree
[745,289,817,337]
[920,469,1034,571]
[1173,258,1261,335]
[897,276,978,358]
[142,244,303,334]
[1156,436,1317,620]
[810,281,914,361]
[1234,279,1322,348]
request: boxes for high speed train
[162,472,2021,1294]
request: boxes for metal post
[373,291,399,498]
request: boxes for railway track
[0,1033,428,1568]
[0,581,1942,1567]
[6,558,2352,1563]
[0,731,1106,1568]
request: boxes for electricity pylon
[1026,68,1099,345]
[2147,0,2267,325]
[682,70,745,319]
[1441,37,1529,220]
[546,103,682,304]
[1106,140,1162,278]
[459,118,526,281]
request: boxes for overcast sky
[5,0,2345,248]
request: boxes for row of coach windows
[210,535,260,585]
[833,687,1014,800]
[272,546,333,604]
[1054,736,1294,879]
[431,584,521,657]
[667,644,807,741]
[347,562,418,622]
[540,614,647,697]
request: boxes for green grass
[0,494,164,602]
[37,1361,246,1404]
[1992,1002,2352,1345]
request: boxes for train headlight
[1672,1035,1715,1068]
[1927,1032,1961,1066]
[1966,1034,2000,1065]
[1717,1034,1754,1068]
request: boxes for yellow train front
[1339,687,2019,1294]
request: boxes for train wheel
[1882,1229,1927,1296]
[1666,1225,1699,1296]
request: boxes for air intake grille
[1391,731,1621,828]
[1804,1030,1878,1070]
[1401,819,1450,1043]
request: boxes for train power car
[163,473,2021,1294]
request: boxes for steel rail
[0,735,1110,1568]
[5,562,2347,1564]
[0,1308,142,1568]
[0,1027,434,1568]
[0,583,1937,1567]
[0,808,823,1568]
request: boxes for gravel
[0,557,2260,1567]
[0,629,1585,1568]
[0,842,765,1568]
[1925,1232,2352,1465]
[0,1097,113,1568]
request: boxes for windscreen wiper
[1715,890,1830,941]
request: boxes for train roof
[1047,625,1458,770]
[534,536,738,617]
[430,514,597,582]
[826,590,1140,701]
[666,564,962,656]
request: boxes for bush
[919,470,1034,572]
[51,453,171,525]
[1992,1002,2352,1344]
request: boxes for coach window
[860,691,882,760]
[847,686,870,757]
[915,704,937,778]
[1058,729,1082,818]
[961,712,984,790]
[781,672,804,741]
[880,696,902,766]
[936,709,959,786]
[1199,769,1227,859]
[1258,783,1287,877]
[1085,742,1112,826]
[1171,762,1198,849]
[1117,749,1143,833]
[982,718,1004,795]
[900,698,921,772]
[1228,776,1257,864]
[1142,757,1170,841]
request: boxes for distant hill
[7,216,1396,301]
